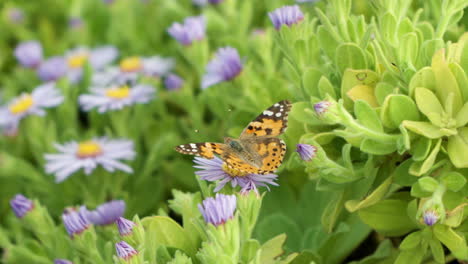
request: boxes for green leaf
[432,49,463,114]
[429,239,445,263]
[399,231,422,250]
[440,172,466,192]
[408,67,436,96]
[447,127,468,168]
[409,137,432,161]
[409,139,442,176]
[259,234,286,264]
[256,214,301,252]
[341,69,379,109]
[410,182,432,198]
[345,176,393,212]
[414,87,444,118]
[418,177,439,192]
[346,85,379,107]
[402,121,451,139]
[360,139,397,155]
[142,216,196,257]
[395,245,425,264]
[358,199,417,236]
[381,94,420,129]
[455,101,468,127]
[317,25,339,60]
[433,225,468,260]
[450,62,468,103]
[241,239,261,264]
[354,100,383,132]
[335,43,367,73]
[400,32,419,64]
[289,102,322,125]
[318,75,337,99]
[374,82,394,106]
[393,160,418,186]
[302,67,322,97]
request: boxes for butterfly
[175,100,291,175]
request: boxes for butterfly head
[224,137,243,152]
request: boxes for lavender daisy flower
[81,200,125,225]
[116,217,136,236]
[89,46,119,70]
[79,81,154,113]
[62,208,90,237]
[198,193,236,226]
[65,46,118,83]
[10,194,34,218]
[164,73,183,90]
[54,259,73,264]
[44,137,136,182]
[209,0,223,4]
[69,17,84,29]
[194,157,278,192]
[423,210,439,226]
[119,56,174,77]
[268,5,304,30]
[116,241,138,260]
[14,41,43,68]
[201,47,243,89]
[0,83,64,132]
[168,16,205,45]
[296,144,317,161]
[37,56,68,82]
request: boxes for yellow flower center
[222,163,248,177]
[105,85,130,99]
[9,94,34,114]
[68,54,88,68]
[76,141,103,158]
[120,57,142,72]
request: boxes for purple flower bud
[62,208,90,237]
[10,194,34,218]
[268,5,304,30]
[7,7,24,24]
[296,144,317,161]
[54,259,73,264]
[168,16,205,46]
[37,57,68,82]
[198,193,236,226]
[209,0,223,4]
[313,101,332,115]
[202,47,243,89]
[116,241,138,260]
[116,217,135,236]
[14,41,43,68]
[81,200,125,225]
[69,17,83,29]
[423,210,439,226]
[164,74,184,90]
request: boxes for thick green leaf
[381,94,420,129]
[414,87,444,118]
[354,100,383,132]
[289,102,322,125]
[259,234,286,264]
[408,67,436,96]
[345,176,393,212]
[393,159,418,186]
[374,82,394,106]
[433,225,468,260]
[429,239,445,264]
[432,49,463,114]
[341,69,379,109]
[417,177,439,192]
[358,199,417,236]
[449,62,468,104]
[399,231,422,250]
[447,127,468,168]
[335,43,367,73]
[394,245,425,264]
[302,67,322,97]
[242,239,261,264]
[409,139,441,176]
[402,121,451,139]
[455,101,468,127]
[360,139,397,155]
[318,75,337,99]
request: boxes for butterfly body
[175,100,291,175]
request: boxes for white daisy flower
[65,46,118,83]
[0,83,64,133]
[119,56,174,77]
[45,137,136,183]
[78,79,155,113]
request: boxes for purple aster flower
[168,16,205,45]
[194,157,278,192]
[202,47,243,89]
[116,241,138,260]
[314,101,332,115]
[62,208,90,237]
[209,0,223,4]
[198,193,236,226]
[116,217,136,236]
[14,41,43,68]
[7,7,24,24]
[10,194,34,218]
[423,210,439,226]
[268,5,304,30]
[193,0,207,6]
[296,144,317,161]
[37,57,68,82]
[89,46,119,70]
[81,200,125,225]
[54,259,73,264]
[164,74,183,90]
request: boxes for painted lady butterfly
[175,100,291,175]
